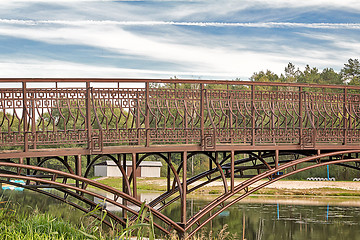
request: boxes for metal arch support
[142,153,183,208]
[33,156,75,175]
[0,162,183,234]
[128,152,183,196]
[159,150,309,209]
[0,174,168,231]
[83,154,131,195]
[152,151,229,213]
[185,150,360,238]
[219,151,272,173]
[0,180,117,226]
[187,151,229,194]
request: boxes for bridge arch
[0,178,117,228]
[34,156,74,175]
[128,152,183,195]
[185,150,360,239]
[83,154,131,195]
[0,162,182,234]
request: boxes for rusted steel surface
[185,150,360,239]
[0,79,360,154]
[1,79,360,239]
[0,161,180,234]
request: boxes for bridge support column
[121,154,127,219]
[26,158,30,175]
[18,158,23,175]
[231,150,235,192]
[132,153,137,198]
[167,152,171,192]
[275,150,279,170]
[181,151,187,225]
[75,155,82,189]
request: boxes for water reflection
[1,189,360,240]
[93,191,162,212]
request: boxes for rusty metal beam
[1,78,360,90]
[181,151,187,225]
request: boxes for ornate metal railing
[0,79,360,152]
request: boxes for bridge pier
[181,151,187,225]
[121,153,128,219]
[132,153,137,198]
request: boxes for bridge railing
[0,79,359,152]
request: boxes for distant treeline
[250,58,360,86]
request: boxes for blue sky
[0,0,360,80]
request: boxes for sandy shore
[236,179,360,190]
[143,178,360,190]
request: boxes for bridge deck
[0,78,360,158]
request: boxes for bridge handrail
[0,78,360,153]
[1,78,360,90]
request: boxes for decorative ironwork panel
[0,80,359,150]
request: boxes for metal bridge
[0,78,360,238]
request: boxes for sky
[0,0,360,81]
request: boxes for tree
[320,68,342,85]
[250,70,280,83]
[341,58,360,85]
[284,62,301,83]
[297,65,321,84]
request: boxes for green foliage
[341,58,360,85]
[0,197,156,240]
[250,59,360,86]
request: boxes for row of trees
[250,58,360,86]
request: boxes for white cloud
[0,1,359,79]
[0,17,357,79]
[1,19,360,29]
[0,58,248,79]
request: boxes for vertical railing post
[343,88,348,145]
[251,85,255,145]
[299,87,303,146]
[22,81,28,152]
[31,89,36,149]
[86,82,92,151]
[228,85,233,144]
[184,90,188,144]
[181,151,187,225]
[200,83,204,147]
[136,90,141,145]
[145,82,150,147]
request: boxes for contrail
[0,19,360,29]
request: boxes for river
[1,189,360,239]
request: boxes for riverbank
[96,177,360,197]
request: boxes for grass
[0,197,156,240]
[0,197,237,240]
[97,177,167,192]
